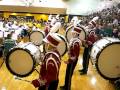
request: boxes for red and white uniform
[44,26,50,36]
[68,38,81,63]
[32,50,61,87]
[40,50,61,86]
[85,30,97,46]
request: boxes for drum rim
[43,34,67,56]
[65,25,86,43]
[29,31,45,46]
[6,48,36,77]
[65,25,73,42]
[95,42,120,80]
[57,34,67,56]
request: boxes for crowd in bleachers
[80,5,120,39]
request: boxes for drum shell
[90,37,120,80]
[29,30,45,46]
[91,37,120,60]
[65,25,86,44]
[6,42,41,77]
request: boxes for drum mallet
[14,76,31,83]
[34,69,40,74]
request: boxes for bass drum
[6,42,41,77]
[44,33,67,56]
[29,30,44,46]
[65,25,86,43]
[91,37,120,80]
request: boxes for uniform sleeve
[74,42,80,58]
[68,42,80,63]
[86,34,96,46]
[44,26,49,36]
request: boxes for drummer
[44,15,61,36]
[44,15,53,36]
[79,16,99,75]
[60,26,82,90]
[32,33,62,90]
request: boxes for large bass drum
[44,33,67,56]
[6,42,41,77]
[29,30,44,46]
[91,37,120,80]
[65,25,86,43]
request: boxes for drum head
[6,48,35,77]
[44,34,67,56]
[65,25,86,42]
[29,31,44,46]
[96,42,120,80]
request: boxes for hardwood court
[0,28,116,90]
[0,49,115,90]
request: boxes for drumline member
[70,16,79,27]
[60,26,82,90]
[44,15,61,36]
[44,22,51,36]
[79,16,99,75]
[32,33,62,90]
[44,15,53,36]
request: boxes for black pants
[82,46,92,73]
[38,80,59,90]
[64,59,78,90]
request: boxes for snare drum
[65,25,86,42]
[29,30,44,46]
[91,37,120,80]
[6,42,41,77]
[44,33,67,56]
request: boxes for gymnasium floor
[0,50,115,90]
[0,28,115,90]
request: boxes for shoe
[60,86,66,90]
[80,71,87,75]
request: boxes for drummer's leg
[38,85,46,90]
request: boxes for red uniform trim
[74,27,82,33]
[47,35,59,46]
[91,21,96,27]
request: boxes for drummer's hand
[31,79,46,87]
[31,79,40,88]
[88,41,92,45]
[64,61,69,64]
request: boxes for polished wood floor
[0,28,115,90]
[0,50,115,90]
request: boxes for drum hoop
[29,31,45,46]
[95,42,120,80]
[81,28,87,40]
[57,34,67,56]
[43,34,67,56]
[65,26,74,42]
[6,48,36,77]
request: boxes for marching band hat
[43,33,62,47]
[89,16,99,27]
[72,26,84,34]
